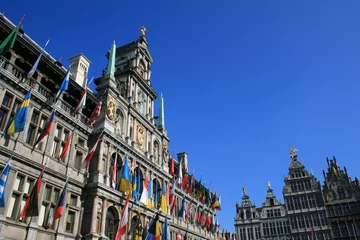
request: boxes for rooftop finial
[290,147,298,160]
[267,181,271,189]
[106,41,116,80]
[140,26,147,36]
[242,187,246,195]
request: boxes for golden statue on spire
[267,181,271,189]
[290,147,298,160]
[140,26,147,36]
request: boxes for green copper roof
[106,41,116,79]
[158,93,165,129]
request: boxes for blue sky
[2,0,360,232]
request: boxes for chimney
[69,54,91,88]
[177,152,188,173]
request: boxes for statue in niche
[153,141,159,163]
[162,142,169,164]
[115,108,124,137]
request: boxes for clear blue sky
[2,0,360,233]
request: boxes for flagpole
[18,15,26,25]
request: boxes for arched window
[105,207,119,240]
[132,167,144,200]
[245,209,251,219]
[130,215,143,240]
[152,179,161,208]
[139,60,146,78]
[110,152,122,189]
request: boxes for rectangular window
[70,195,77,206]
[75,151,83,168]
[66,211,75,232]
[38,184,62,229]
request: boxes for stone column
[104,144,111,187]
[100,198,107,238]
[90,195,100,234]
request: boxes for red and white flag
[169,179,177,216]
[88,101,102,126]
[115,195,131,240]
[111,150,118,188]
[176,230,181,240]
[58,131,74,161]
[72,88,88,116]
[80,135,101,169]
[139,174,149,205]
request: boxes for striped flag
[111,151,118,189]
[88,101,102,126]
[140,174,149,205]
[27,39,50,79]
[169,179,177,216]
[32,111,56,151]
[176,230,181,240]
[80,134,101,169]
[0,158,11,207]
[115,195,131,240]
[72,87,87,116]
[56,65,72,99]
[18,165,45,219]
[5,82,35,136]
[58,131,74,161]
[54,180,68,220]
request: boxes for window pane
[2,94,12,108]
[38,204,47,226]
[24,179,33,194]
[56,126,62,138]
[51,189,60,203]
[13,175,24,191]
[26,126,35,144]
[40,116,48,129]
[70,195,77,206]
[66,211,75,232]
[62,131,69,142]
[6,194,17,218]
[31,111,39,123]
[44,186,51,201]
[12,100,21,113]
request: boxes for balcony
[0,56,91,131]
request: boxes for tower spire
[106,41,116,80]
[157,93,165,130]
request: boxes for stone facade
[0,14,218,240]
[322,157,360,239]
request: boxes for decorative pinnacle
[242,187,246,195]
[267,181,271,189]
[140,26,147,36]
[106,40,116,80]
[290,147,298,160]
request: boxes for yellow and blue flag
[119,156,132,196]
[6,83,35,136]
[160,180,167,213]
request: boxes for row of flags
[168,157,222,211]
[0,15,221,238]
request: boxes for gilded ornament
[106,99,116,121]
[290,147,298,160]
[136,124,145,148]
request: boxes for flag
[194,205,200,225]
[0,17,23,56]
[132,167,138,201]
[27,39,50,79]
[0,160,11,207]
[199,210,206,227]
[6,83,35,136]
[53,180,68,221]
[169,157,174,175]
[183,227,188,240]
[169,179,176,216]
[186,174,194,194]
[56,66,71,99]
[185,205,193,222]
[111,151,118,189]
[205,212,211,228]
[115,195,131,240]
[58,130,74,161]
[18,165,45,219]
[80,134,101,169]
[182,174,189,190]
[176,230,181,240]
[178,196,185,219]
[145,213,160,240]
[147,176,152,208]
[119,156,132,196]
[195,178,202,199]
[160,181,167,213]
[71,75,89,115]
[161,216,169,240]
[135,205,143,240]
[154,179,158,208]
[88,101,102,126]
[32,110,56,151]
[212,194,221,210]
[177,161,182,185]
[140,174,149,205]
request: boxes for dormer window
[139,60,146,78]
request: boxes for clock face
[136,124,145,148]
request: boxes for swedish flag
[6,83,34,135]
